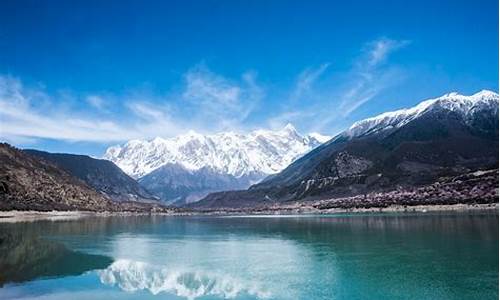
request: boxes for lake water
[0,212,497,300]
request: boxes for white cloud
[0,38,409,145]
[0,67,264,144]
[0,76,184,143]
[184,68,241,109]
[338,38,409,116]
[0,104,133,142]
[262,38,409,135]
[267,111,303,130]
[310,38,409,132]
[86,95,106,110]
[127,102,166,120]
[182,66,263,131]
[366,38,410,67]
[290,63,330,102]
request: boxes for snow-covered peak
[104,125,331,178]
[344,90,498,138]
[472,89,498,99]
[307,132,331,143]
[443,89,498,101]
[282,122,297,133]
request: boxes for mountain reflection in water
[0,212,497,300]
[99,259,271,299]
[0,232,112,286]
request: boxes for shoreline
[0,203,497,223]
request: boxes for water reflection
[99,259,271,300]
[0,232,112,286]
[0,212,497,300]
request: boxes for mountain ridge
[343,90,498,139]
[192,90,499,209]
[24,150,158,203]
[0,143,118,211]
[104,124,330,203]
[0,143,173,212]
[104,124,330,179]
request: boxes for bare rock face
[397,161,442,174]
[334,152,373,178]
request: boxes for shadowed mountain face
[0,144,172,212]
[193,91,499,208]
[0,143,118,211]
[25,150,157,203]
[139,163,264,205]
[0,232,113,286]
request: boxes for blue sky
[0,0,498,156]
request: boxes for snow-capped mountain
[343,90,499,139]
[104,124,329,204]
[104,124,330,179]
[194,90,499,208]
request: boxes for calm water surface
[0,212,497,299]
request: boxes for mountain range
[1,90,497,212]
[24,150,157,203]
[0,144,170,212]
[192,90,499,208]
[104,125,330,204]
[0,143,116,211]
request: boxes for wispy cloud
[0,66,264,144]
[268,111,303,130]
[290,63,330,103]
[265,38,409,134]
[127,102,167,120]
[182,66,263,131]
[0,103,134,142]
[337,38,410,117]
[0,38,409,145]
[0,76,183,143]
[308,38,409,132]
[86,95,106,110]
[337,68,403,118]
[365,38,410,67]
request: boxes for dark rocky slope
[25,150,157,203]
[0,143,169,212]
[193,169,498,212]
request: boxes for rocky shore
[0,202,497,223]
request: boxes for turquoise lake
[0,212,498,299]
